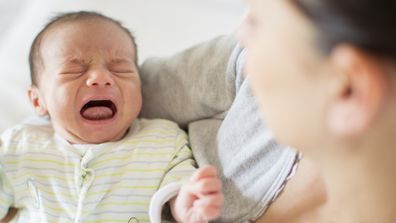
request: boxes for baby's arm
[170,166,223,223]
[0,162,15,221]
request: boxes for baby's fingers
[194,193,224,208]
[192,194,224,221]
[190,165,218,182]
[196,205,221,222]
[191,178,222,196]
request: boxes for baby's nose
[86,69,114,87]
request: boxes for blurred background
[0,0,245,132]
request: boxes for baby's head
[28,11,142,144]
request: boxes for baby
[0,11,223,223]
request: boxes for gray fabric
[140,36,297,222]
[215,48,296,222]
[140,35,237,128]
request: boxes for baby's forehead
[45,18,129,41]
[43,18,135,48]
[40,20,136,61]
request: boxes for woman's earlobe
[28,86,48,116]
[326,45,389,138]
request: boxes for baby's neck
[59,125,132,145]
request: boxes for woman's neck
[317,142,396,222]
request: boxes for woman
[238,0,396,222]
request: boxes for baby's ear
[28,86,48,116]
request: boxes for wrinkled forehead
[40,19,136,63]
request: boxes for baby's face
[30,19,141,144]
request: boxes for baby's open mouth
[80,100,117,121]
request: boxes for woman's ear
[28,86,48,116]
[326,45,389,138]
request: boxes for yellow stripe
[91,153,173,168]
[136,127,177,134]
[96,167,166,175]
[0,195,11,206]
[108,151,173,156]
[84,217,149,223]
[12,173,72,185]
[15,186,76,201]
[124,138,174,145]
[41,203,71,213]
[96,201,149,207]
[15,184,154,200]
[117,185,157,189]
[3,158,74,167]
[91,155,172,168]
[85,188,154,198]
[12,167,173,191]
[87,185,156,198]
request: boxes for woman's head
[294,0,396,59]
[238,0,396,156]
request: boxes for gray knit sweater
[139,35,297,222]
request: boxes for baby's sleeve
[149,129,197,223]
[160,130,197,188]
[0,141,15,219]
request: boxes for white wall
[0,0,246,132]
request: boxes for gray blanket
[140,36,297,222]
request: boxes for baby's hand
[171,165,223,223]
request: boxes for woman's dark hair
[29,11,137,86]
[292,0,396,58]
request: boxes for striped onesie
[0,118,196,223]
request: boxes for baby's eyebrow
[61,57,88,65]
[62,57,85,64]
[110,58,133,64]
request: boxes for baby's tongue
[82,107,113,120]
